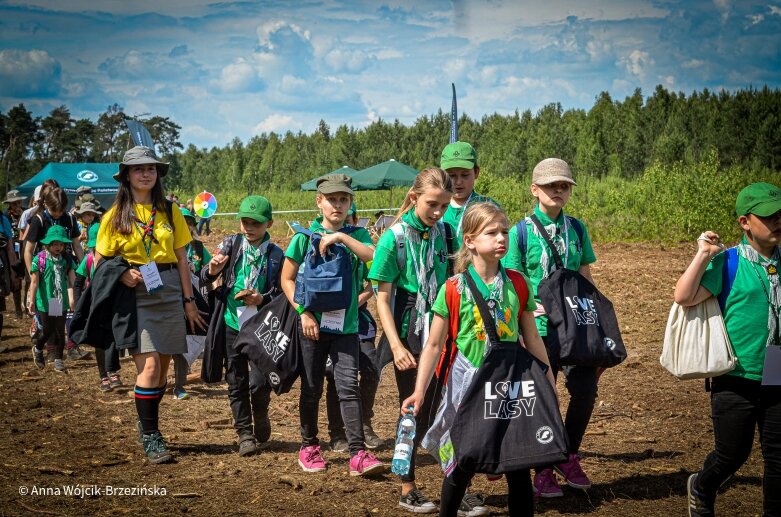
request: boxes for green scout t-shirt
[75,253,94,280]
[186,241,212,274]
[285,218,373,335]
[502,205,597,336]
[432,265,536,368]
[700,240,780,381]
[31,253,71,313]
[225,234,272,332]
[442,192,499,249]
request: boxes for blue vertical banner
[126,119,155,149]
[450,83,458,143]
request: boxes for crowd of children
[4,141,778,516]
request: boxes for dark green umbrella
[350,159,418,190]
[300,165,358,191]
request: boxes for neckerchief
[241,233,270,290]
[132,205,158,259]
[456,265,506,350]
[738,239,781,347]
[400,210,441,336]
[529,205,570,278]
[46,250,65,303]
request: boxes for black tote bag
[531,215,627,368]
[449,273,568,474]
[232,293,302,395]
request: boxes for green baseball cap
[736,182,781,217]
[40,225,71,245]
[180,207,196,222]
[87,223,100,248]
[237,195,273,223]
[441,141,477,170]
[317,174,354,195]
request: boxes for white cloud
[253,114,298,134]
[661,75,675,87]
[682,59,706,69]
[216,58,262,93]
[747,13,765,25]
[713,0,731,23]
[771,5,781,16]
[0,49,61,97]
[375,48,404,60]
[323,48,373,73]
[98,49,202,82]
[620,50,654,79]
[257,21,310,49]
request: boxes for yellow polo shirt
[96,203,191,265]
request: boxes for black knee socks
[134,383,166,434]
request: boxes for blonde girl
[402,202,556,517]
[368,167,454,513]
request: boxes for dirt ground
[0,241,766,516]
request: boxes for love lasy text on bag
[484,380,536,419]
[565,296,600,326]
[254,310,291,362]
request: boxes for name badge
[139,262,164,294]
[320,309,346,332]
[48,298,63,317]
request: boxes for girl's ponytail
[393,167,453,225]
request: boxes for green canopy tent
[16,162,120,209]
[350,159,419,205]
[300,165,358,191]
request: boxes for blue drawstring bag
[293,225,358,313]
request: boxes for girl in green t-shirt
[29,225,75,374]
[368,167,454,512]
[402,202,555,517]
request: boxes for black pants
[34,312,65,359]
[225,326,271,440]
[440,465,533,517]
[299,329,364,455]
[95,342,120,379]
[394,357,439,483]
[695,375,781,515]
[545,335,598,454]
[325,339,379,438]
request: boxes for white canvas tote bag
[660,297,737,379]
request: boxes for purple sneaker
[298,445,327,472]
[555,453,592,489]
[533,468,563,498]
[349,450,385,477]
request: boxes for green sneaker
[142,431,174,464]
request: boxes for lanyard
[132,207,157,259]
[455,191,475,239]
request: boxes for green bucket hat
[114,146,169,181]
[441,141,478,170]
[87,223,100,248]
[347,202,357,216]
[40,225,71,245]
[180,207,197,223]
[237,195,273,223]
[736,182,781,217]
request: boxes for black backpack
[529,214,626,368]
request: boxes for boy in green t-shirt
[675,182,781,516]
[29,225,75,373]
[202,196,284,457]
[440,141,498,248]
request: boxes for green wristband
[296,304,306,315]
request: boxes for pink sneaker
[533,468,563,498]
[555,453,592,489]
[349,450,385,477]
[298,445,327,472]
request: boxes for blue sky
[1,0,780,149]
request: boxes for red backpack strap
[434,277,461,382]
[506,268,530,325]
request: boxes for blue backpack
[717,247,739,313]
[514,216,585,271]
[293,224,360,313]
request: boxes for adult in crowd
[3,190,25,319]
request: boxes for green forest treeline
[1,85,779,242]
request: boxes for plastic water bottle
[391,407,416,476]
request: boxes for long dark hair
[32,179,61,216]
[110,167,174,235]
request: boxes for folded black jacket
[70,256,137,350]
